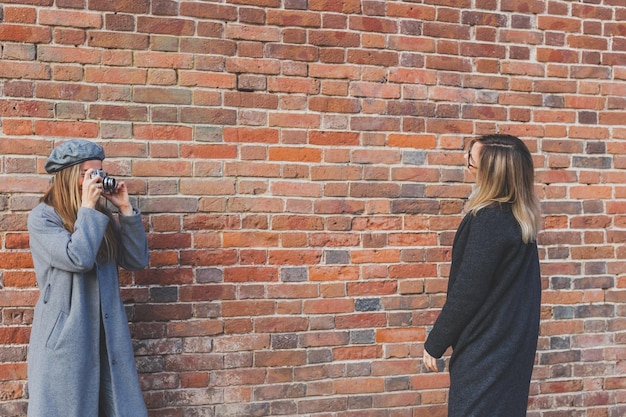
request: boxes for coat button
[112,359,117,365]
[104,313,109,319]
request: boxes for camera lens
[102,176,116,193]
[91,170,116,193]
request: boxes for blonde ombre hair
[42,163,119,262]
[467,134,541,243]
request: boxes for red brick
[4,7,37,24]
[53,28,87,46]
[3,271,36,288]
[303,299,354,314]
[180,2,236,20]
[34,120,99,138]
[223,232,278,247]
[308,30,360,47]
[2,119,33,136]
[137,16,194,36]
[223,127,279,144]
[249,306,300,327]
[309,266,359,281]
[309,63,360,80]
[348,277,397,294]
[309,0,360,13]
[351,249,400,264]
[333,345,382,360]
[88,31,149,49]
[88,0,148,12]
[309,131,359,146]
[538,16,581,33]
[462,104,507,120]
[501,0,545,13]
[85,67,147,84]
[268,147,322,163]
[223,267,278,283]
[167,320,223,337]
[266,10,321,27]
[268,77,320,94]
[266,44,318,62]
[348,49,398,66]
[309,96,361,113]
[0,24,51,43]
[504,27,543,45]
[39,9,102,28]
[0,362,28,380]
[537,47,580,64]
[224,92,278,109]
[178,70,236,88]
[335,377,385,394]
[254,350,306,367]
[411,373,451,390]
[227,196,283,211]
[165,353,222,373]
[349,17,397,33]
[0,61,50,81]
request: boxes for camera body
[91,169,117,193]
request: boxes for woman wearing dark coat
[27,140,149,417]
[423,134,542,417]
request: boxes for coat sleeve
[424,207,518,358]
[28,205,110,273]
[116,210,149,271]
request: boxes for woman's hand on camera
[81,169,102,209]
[103,181,133,216]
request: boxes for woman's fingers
[81,169,103,208]
[423,349,440,372]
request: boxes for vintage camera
[91,169,117,193]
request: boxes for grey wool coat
[424,204,541,417]
[27,203,149,417]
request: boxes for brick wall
[1,0,626,416]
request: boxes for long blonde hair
[42,164,119,262]
[466,134,541,243]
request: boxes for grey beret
[45,140,105,173]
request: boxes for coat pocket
[46,311,68,350]
[43,283,51,304]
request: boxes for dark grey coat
[27,203,149,417]
[425,204,541,417]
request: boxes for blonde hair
[467,134,541,243]
[42,164,119,262]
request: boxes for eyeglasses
[467,143,477,169]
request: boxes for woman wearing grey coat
[27,140,149,417]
